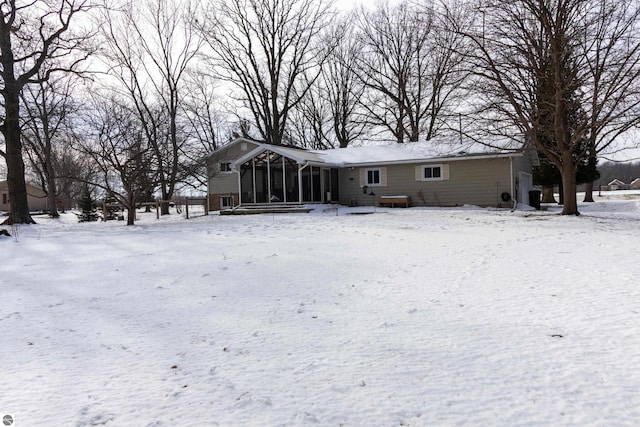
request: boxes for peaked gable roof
[207,137,261,159]
[232,142,328,167]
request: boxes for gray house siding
[511,151,535,204]
[0,181,48,212]
[208,168,239,195]
[339,156,518,207]
[207,140,260,209]
[512,151,533,174]
[510,150,535,183]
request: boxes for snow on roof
[227,136,523,167]
[270,145,327,163]
[310,136,521,166]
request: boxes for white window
[366,168,382,185]
[220,196,232,208]
[219,162,232,173]
[421,165,443,181]
[360,167,387,187]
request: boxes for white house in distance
[607,179,629,191]
[206,137,537,212]
[0,180,48,213]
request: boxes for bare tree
[463,0,588,215]
[289,19,368,149]
[97,0,203,214]
[183,70,224,153]
[21,71,80,217]
[320,19,368,148]
[197,0,336,145]
[227,118,255,141]
[356,2,424,143]
[288,73,333,149]
[0,0,92,224]
[580,1,640,201]
[78,94,156,226]
[356,0,469,143]
[55,144,92,211]
[461,0,640,215]
[181,68,228,187]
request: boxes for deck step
[220,204,312,215]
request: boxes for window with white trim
[219,162,232,173]
[421,165,443,181]
[220,196,232,208]
[365,168,382,186]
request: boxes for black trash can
[528,190,541,210]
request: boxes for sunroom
[233,145,339,205]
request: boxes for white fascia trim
[231,144,268,169]
[231,144,326,170]
[339,152,523,168]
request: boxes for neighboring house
[0,180,48,213]
[206,137,536,211]
[607,179,629,191]
[629,178,640,190]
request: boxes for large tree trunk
[395,116,404,144]
[583,180,595,202]
[46,163,59,217]
[408,125,419,142]
[4,146,34,224]
[160,200,170,215]
[126,206,135,225]
[2,89,35,224]
[559,153,579,215]
[160,189,170,215]
[541,186,557,203]
[126,194,136,225]
[46,184,59,217]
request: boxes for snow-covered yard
[2,194,640,426]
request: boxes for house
[0,180,48,213]
[206,137,536,211]
[629,178,640,190]
[607,179,628,191]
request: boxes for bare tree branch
[196,0,336,145]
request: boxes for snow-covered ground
[2,193,640,426]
